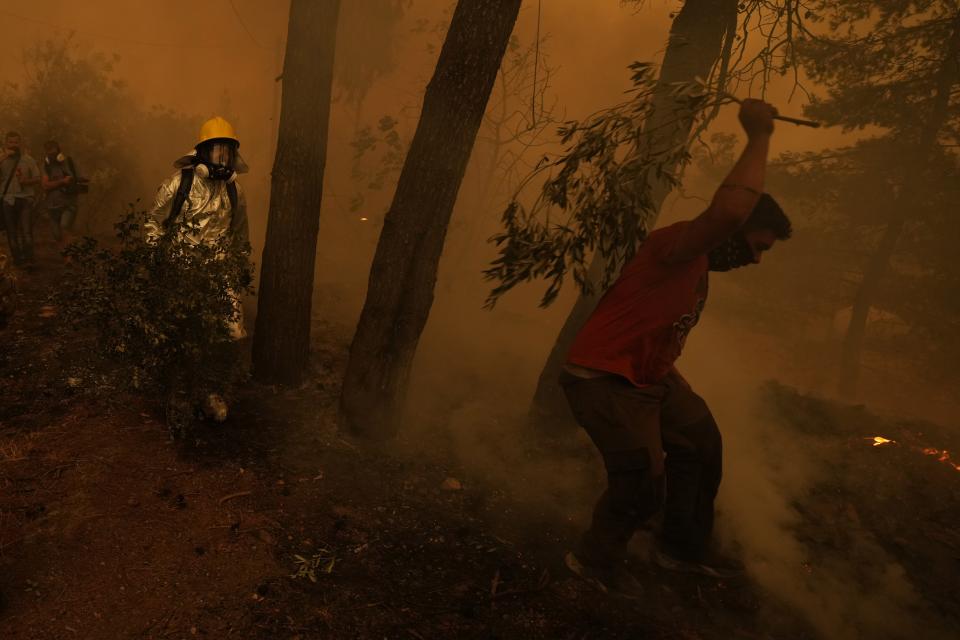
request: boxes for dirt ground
[1,240,956,639]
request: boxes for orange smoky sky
[0,1,854,182]
[0,1,868,343]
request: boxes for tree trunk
[340,0,523,439]
[838,218,905,398]
[252,0,340,386]
[529,0,738,433]
[838,11,960,399]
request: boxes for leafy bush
[58,207,253,430]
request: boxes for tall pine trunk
[838,11,960,399]
[340,0,523,439]
[529,0,738,433]
[838,217,905,397]
[252,0,340,386]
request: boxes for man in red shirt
[562,99,791,596]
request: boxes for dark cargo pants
[2,198,34,264]
[560,370,722,567]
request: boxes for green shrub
[58,207,254,432]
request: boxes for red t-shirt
[566,222,709,386]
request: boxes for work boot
[201,393,229,422]
[564,551,645,599]
[652,545,745,580]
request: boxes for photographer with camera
[0,131,41,267]
[41,140,86,251]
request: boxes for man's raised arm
[664,99,777,263]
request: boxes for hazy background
[2,2,956,638]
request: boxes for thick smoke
[681,318,952,639]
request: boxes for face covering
[197,140,237,180]
[707,230,754,272]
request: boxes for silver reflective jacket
[143,171,249,248]
[143,170,250,339]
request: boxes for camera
[64,177,90,195]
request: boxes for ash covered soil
[1,242,957,640]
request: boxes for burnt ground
[1,240,957,640]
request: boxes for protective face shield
[707,231,754,272]
[196,139,238,181]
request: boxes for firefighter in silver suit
[145,116,250,422]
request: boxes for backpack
[63,157,89,195]
[163,167,238,232]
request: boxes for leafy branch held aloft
[483,62,717,308]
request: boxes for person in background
[0,131,41,267]
[0,251,15,329]
[562,99,792,597]
[40,140,81,251]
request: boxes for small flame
[867,438,960,472]
[921,447,960,472]
[359,217,368,222]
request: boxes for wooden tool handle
[773,114,821,128]
[721,92,822,128]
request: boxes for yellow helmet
[197,116,239,146]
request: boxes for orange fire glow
[868,439,960,472]
[921,447,960,472]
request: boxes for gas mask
[707,231,754,272]
[195,139,238,182]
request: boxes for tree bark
[340,0,523,439]
[252,0,340,386]
[838,217,905,398]
[529,0,738,434]
[838,11,960,399]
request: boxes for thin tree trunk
[838,218,905,397]
[340,0,523,439]
[529,0,738,433]
[252,0,340,386]
[838,11,960,399]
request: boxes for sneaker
[652,546,745,579]
[564,551,645,599]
